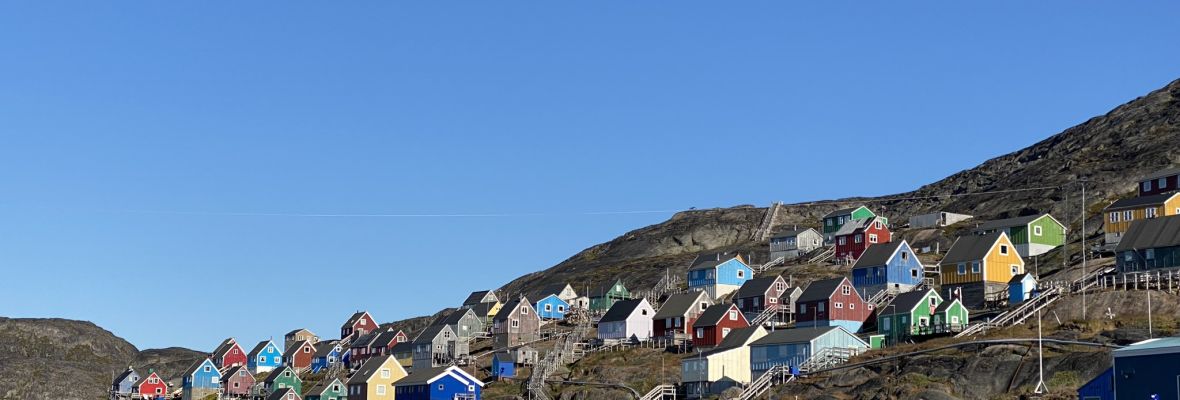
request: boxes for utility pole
[1081,181,1088,321]
[1148,290,1154,338]
[1034,307,1047,394]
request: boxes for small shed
[490,351,516,379]
[1007,273,1038,305]
[1077,367,1113,400]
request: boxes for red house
[652,291,713,341]
[212,338,247,368]
[833,216,891,262]
[136,371,168,398]
[341,311,377,339]
[220,365,256,397]
[691,303,749,347]
[284,340,317,371]
[795,277,873,332]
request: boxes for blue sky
[1,2,1178,350]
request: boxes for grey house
[909,211,973,229]
[412,324,457,370]
[111,367,141,397]
[430,308,484,357]
[768,228,824,260]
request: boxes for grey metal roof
[342,311,370,329]
[470,302,496,318]
[700,326,764,357]
[307,378,344,396]
[394,366,452,386]
[113,367,137,385]
[749,326,839,346]
[431,309,473,327]
[528,283,573,300]
[211,338,237,359]
[1142,166,1180,181]
[879,290,933,315]
[369,331,402,349]
[652,291,708,320]
[941,232,1004,265]
[934,298,960,313]
[822,206,863,219]
[263,366,296,384]
[1107,193,1180,210]
[1115,214,1180,252]
[590,279,627,296]
[390,342,413,355]
[734,276,784,299]
[349,333,377,349]
[462,291,492,306]
[493,297,529,322]
[769,228,816,239]
[412,325,453,344]
[1008,272,1034,285]
[599,299,646,323]
[247,340,274,358]
[347,355,397,384]
[313,340,340,358]
[282,341,313,358]
[832,217,876,237]
[689,253,742,271]
[796,278,846,303]
[220,365,249,381]
[182,358,215,377]
[851,241,905,269]
[694,304,740,327]
[974,214,1044,231]
[266,388,299,400]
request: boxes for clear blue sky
[1,2,1177,350]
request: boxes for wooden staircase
[751,202,783,242]
[955,286,1064,338]
[736,365,794,400]
[807,247,835,264]
[638,384,677,400]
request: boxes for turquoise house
[748,326,868,376]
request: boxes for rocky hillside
[502,77,1180,298]
[0,317,203,400]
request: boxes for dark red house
[795,277,872,333]
[211,338,247,368]
[1139,166,1180,196]
[136,371,168,398]
[833,216,891,262]
[284,340,316,370]
[691,303,749,347]
[652,291,712,341]
[341,311,377,339]
[733,275,790,314]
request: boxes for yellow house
[680,326,767,397]
[1103,192,1180,247]
[938,232,1025,310]
[346,355,407,400]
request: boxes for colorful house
[1115,214,1180,274]
[768,228,823,260]
[833,216,891,262]
[390,342,414,369]
[394,365,484,400]
[690,303,749,347]
[412,324,457,370]
[267,388,302,400]
[532,283,580,304]
[347,355,408,400]
[112,367,141,398]
[430,308,483,357]
[212,338,248,368]
[311,340,344,373]
[1104,193,1180,247]
[1077,367,1113,400]
[598,298,655,342]
[681,326,767,398]
[490,351,517,379]
[687,253,754,300]
[306,377,347,400]
[1138,166,1180,196]
[136,370,168,399]
[284,329,319,349]
[349,332,380,368]
[369,329,408,358]
[652,291,713,341]
[850,240,923,299]
[909,211,973,229]
[1008,273,1038,304]
[220,365,255,397]
[1112,337,1180,399]
[821,205,879,242]
[529,284,576,320]
[470,302,500,327]
[342,311,378,339]
[588,278,631,311]
[492,296,542,348]
[262,365,302,397]
[283,340,316,371]
[247,339,283,374]
[877,289,967,344]
[749,326,868,376]
[795,277,872,332]
[932,298,968,332]
[180,358,222,400]
[938,232,1026,309]
[733,275,790,316]
[973,213,1066,257]
[462,290,500,308]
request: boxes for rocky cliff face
[0,317,203,400]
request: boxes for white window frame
[1147,207,1158,218]
[869,234,878,244]
[841,285,851,296]
[839,237,847,245]
[849,303,855,310]
[728,310,738,320]
[737,269,745,279]
[1011,265,1019,275]
[1124,210,1133,221]
[818,302,825,312]
[721,327,731,337]
[1033,225,1043,236]
[376,384,386,395]
[1110,212,1118,223]
[1000,245,1008,255]
[544,304,552,312]
[1144,180,1153,191]
[971,262,981,274]
[854,235,863,244]
[835,302,843,309]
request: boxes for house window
[835,302,843,309]
[728,310,738,320]
[642,309,648,316]
[875,221,882,229]
[1033,225,1043,236]
[839,237,847,245]
[544,304,552,312]
[1146,249,1155,260]
[511,320,519,328]
[695,328,704,338]
[901,251,908,261]
[1011,265,1019,275]
[881,317,891,331]
[239,370,246,377]
[233,382,240,388]
[929,298,936,307]
[721,328,731,337]
[521,307,528,314]
[259,356,266,362]
[376,385,386,395]
[304,347,310,353]
[951,316,960,324]
[275,356,281,363]
[799,304,807,313]
[957,263,966,275]
[1000,245,1008,255]
[1147,208,1158,218]
[849,303,855,310]
[776,282,786,292]
[1109,212,1118,223]
[1144,181,1153,191]
[700,302,708,311]
[826,219,832,226]
[204,366,211,372]
[841,285,851,295]
[469,385,476,392]
[737,270,745,279]
[1124,210,1133,221]
[911,269,918,278]
[818,302,825,312]
[737,298,745,307]
[869,234,878,244]
[971,262,981,273]
[381,368,391,379]
[557,305,565,312]
[854,235,863,244]
[155,388,162,394]
[1159,178,1168,188]
[211,376,218,384]
[769,297,778,304]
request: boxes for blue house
[181,358,222,400]
[111,367,141,397]
[1113,337,1180,399]
[247,339,283,374]
[850,240,923,298]
[490,351,516,379]
[532,294,570,320]
[311,340,343,373]
[1077,367,1113,400]
[687,253,754,300]
[748,326,868,377]
[1007,273,1038,305]
[394,365,484,400]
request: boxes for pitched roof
[492,350,516,363]
[974,214,1045,231]
[822,206,864,219]
[282,340,313,358]
[347,355,398,384]
[211,338,238,359]
[734,276,783,299]
[1142,166,1180,181]
[285,328,315,337]
[349,333,378,349]
[833,217,877,237]
[395,365,482,387]
[411,325,453,344]
[1113,337,1180,358]
[934,298,961,314]
[390,342,413,355]
[770,228,817,239]
[370,331,403,348]
[689,253,744,271]
[248,340,276,358]
[264,366,297,383]
[1106,193,1180,210]
[694,304,742,327]
[851,241,905,269]
[463,291,492,306]
[220,365,249,380]
[750,326,840,346]
[493,297,530,322]
[113,367,137,384]
[1115,214,1180,252]
[599,299,646,323]
[1008,272,1036,284]
[880,290,935,315]
[941,232,1004,265]
[590,278,627,295]
[528,283,574,300]
[431,309,474,327]
[470,302,497,318]
[700,326,765,357]
[313,340,340,358]
[341,311,370,330]
[266,388,300,400]
[652,291,708,320]
[182,358,216,377]
[306,378,344,396]
[796,278,846,303]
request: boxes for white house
[597,299,655,342]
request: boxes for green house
[588,278,630,311]
[306,377,346,400]
[877,289,967,344]
[973,213,1065,257]
[821,206,883,241]
[261,366,302,396]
